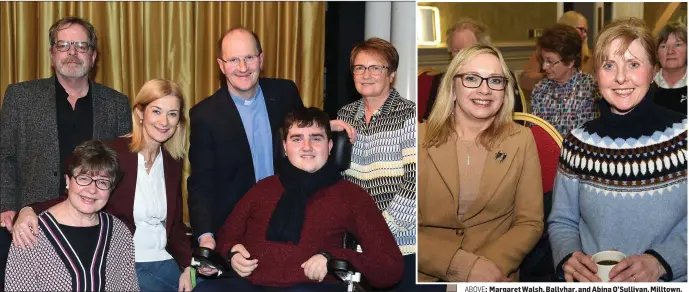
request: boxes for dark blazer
[0,76,132,212]
[31,137,192,268]
[187,78,304,238]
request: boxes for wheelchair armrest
[329,259,358,274]
[190,247,231,277]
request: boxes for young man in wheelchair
[193,107,403,291]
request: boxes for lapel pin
[495,151,507,163]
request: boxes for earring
[139,119,143,124]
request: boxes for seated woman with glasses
[520,11,594,95]
[530,24,599,136]
[418,45,543,282]
[4,140,139,291]
[336,38,430,291]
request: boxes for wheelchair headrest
[277,130,352,172]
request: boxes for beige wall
[418,2,558,47]
[644,2,687,35]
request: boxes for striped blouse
[337,88,417,255]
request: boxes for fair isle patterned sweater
[548,91,687,282]
[337,88,417,255]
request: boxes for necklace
[458,139,473,166]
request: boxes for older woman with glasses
[4,140,139,291]
[419,45,543,282]
[337,37,431,291]
[530,24,599,136]
[520,11,594,95]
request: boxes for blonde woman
[520,11,594,94]
[418,45,543,282]
[13,79,214,291]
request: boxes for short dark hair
[65,140,120,185]
[538,23,583,68]
[216,27,263,59]
[49,16,98,52]
[350,37,399,74]
[657,21,687,49]
[281,107,332,141]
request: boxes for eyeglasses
[543,59,562,67]
[352,65,389,76]
[220,55,260,67]
[53,40,93,53]
[453,73,508,91]
[73,174,113,191]
[576,27,588,34]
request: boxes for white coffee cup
[592,250,626,282]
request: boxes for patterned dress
[548,89,687,281]
[531,70,599,136]
[5,211,139,291]
[337,88,417,255]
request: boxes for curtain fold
[0,1,326,222]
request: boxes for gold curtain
[0,1,326,222]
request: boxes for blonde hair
[129,79,188,160]
[423,45,515,150]
[593,18,657,77]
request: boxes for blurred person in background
[520,11,594,95]
[530,24,599,136]
[653,21,687,115]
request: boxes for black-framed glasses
[73,174,113,191]
[453,73,508,91]
[576,27,588,34]
[220,54,260,67]
[53,40,93,53]
[543,59,562,67]
[352,65,389,76]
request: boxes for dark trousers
[194,277,347,292]
[0,229,11,291]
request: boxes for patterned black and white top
[5,211,139,291]
[337,88,417,255]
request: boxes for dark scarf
[265,158,342,244]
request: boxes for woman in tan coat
[418,45,544,282]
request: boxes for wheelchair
[190,131,365,290]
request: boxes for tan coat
[418,123,544,282]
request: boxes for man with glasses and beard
[0,16,132,289]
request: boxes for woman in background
[520,11,594,95]
[530,24,598,136]
[653,21,687,115]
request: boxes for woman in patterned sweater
[549,18,687,282]
[4,140,139,291]
[337,38,426,291]
[530,24,599,136]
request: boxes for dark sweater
[216,176,404,288]
[653,83,687,115]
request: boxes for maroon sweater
[216,176,404,288]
